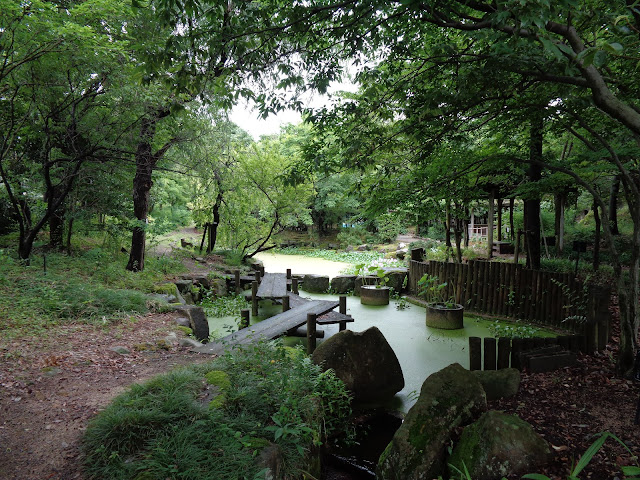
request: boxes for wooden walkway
[192,292,353,355]
[256,272,287,298]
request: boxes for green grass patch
[0,244,186,340]
[82,341,352,480]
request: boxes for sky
[229,79,358,140]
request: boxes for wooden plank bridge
[193,273,353,355]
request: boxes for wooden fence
[408,255,611,352]
[468,334,593,372]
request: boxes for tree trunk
[126,148,153,272]
[593,201,601,271]
[48,193,65,249]
[453,218,463,263]
[126,108,172,272]
[525,116,543,270]
[208,191,223,253]
[464,207,470,247]
[554,193,565,254]
[66,217,74,254]
[609,174,620,235]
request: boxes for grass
[0,243,186,340]
[82,341,352,480]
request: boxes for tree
[0,0,132,261]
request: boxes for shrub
[82,342,352,480]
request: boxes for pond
[207,252,556,413]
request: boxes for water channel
[207,251,554,413]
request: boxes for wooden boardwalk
[192,291,354,355]
[256,272,288,298]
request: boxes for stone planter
[360,285,390,306]
[425,303,464,329]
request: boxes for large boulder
[377,363,486,480]
[330,275,356,294]
[302,274,329,293]
[311,327,404,403]
[471,368,521,401]
[448,411,550,479]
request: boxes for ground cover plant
[0,245,186,341]
[81,341,352,480]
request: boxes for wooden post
[255,270,262,284]
[251,281,259,317]
[469,337,482,371]
[484,337,497,370]
[497,337,511,369]
[292,278,299,295]
[307,313,317,354]
[511,337,523,370]
[239,309,250,329]
[234,270,241,295]
[339,296,347,331]
[286,268,292,279]
[282,295,290,312]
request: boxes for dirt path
[0,313,208,480]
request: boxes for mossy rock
[153,283,179,296]
[176,326,193,336]
[205,370,231,390]
[377,363,486,480]
[205,370,231,410]
[448,411,550,479]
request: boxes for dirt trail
[0,313,208,480]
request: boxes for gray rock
[164,332,179,345]
[191,274,210,290]
[377,363,486,480]
[330,275,356,294]
[448,411,550,480]
[301,274,329,293]
[179,337,204,348]
[210,278,227,297]
[357,244,369,251]
[110,346,131,355]
[472,368,521,401]
[398,242,406,249]
[147,293,170,304]
[395,250,406,260]
[174,316,191,327]
[312,327,404,403]
[174,279,193,294]
[345,245,354,252]
[184,306,210,342]
[383,268,408,293]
